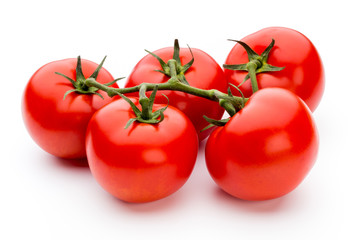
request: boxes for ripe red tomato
[205,88,319,201]
[224,27,325,111]
[22,58,118,159]
[125,44,227,141]
[86,98,198,203]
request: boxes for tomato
[86,97,198,203]
[22,57,119,160]
[224,27,325,111]
[125,42,228,141]
[205,88,319,201]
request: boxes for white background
[1,0,358,239]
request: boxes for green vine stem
[85,56,246,118]
[86,77,246,117]
[246,61,260,93]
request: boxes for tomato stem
[247,61,259,93]
[85,78,247,115]
[168,59,179,78]
[139,85,151,120]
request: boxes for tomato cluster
[22,27,324,203]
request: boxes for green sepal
[227,39,258,61]
[227,86,233,97]
[104,77,125,86]
[93,92,104,100]
[75,56,86,83]
[55,72,77,86]
[240,74,250,87]
[177,45,194,85]
[145,50,169,75]
[259,65,285,72]
[124,118,137,129]
[203,116,230,126]
[261,39,275,61]
[181,45,194,73]
[173,39,181,65]
[89,56,107,79]
[116,92,142,117]
[148,85,158,110]
[229,83,244,97]
[152,94,169,120]
[154,69,167,75]
[222,63,248,71]
[63,89,78,100]
[201,116,230,132]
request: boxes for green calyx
[223,39,284,93]
[145,39,194,84]
[117,85,169,129]
[55,56,123,100]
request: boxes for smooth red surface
[224,27,325,111]
[205,88,319,201]
[86,98,198,203]
[125,46,227,141]
[22,58,118,159]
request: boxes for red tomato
[22,58,118,159]
[224,27,325,111]
[205,88,319,201]
[86,98,198,203]
[125,45,227,141]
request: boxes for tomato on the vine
[86,97,198,203]
[125,40,228,141]
[224,27,324,111]
[205,88,319,201]
[22,57,119,159]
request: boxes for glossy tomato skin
[86,98,198,203]
[224,27,325,112]
[205,88,318,201]
[22,58,118,159]
[125,46,227,141]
